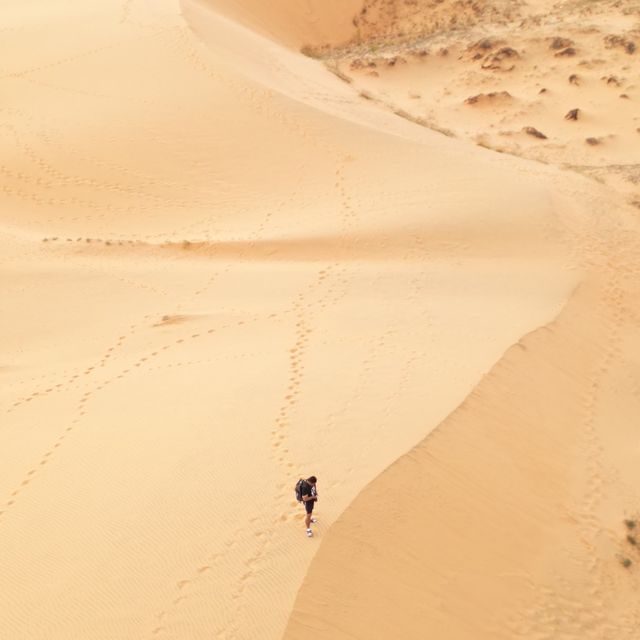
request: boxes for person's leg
[305,501,313,534]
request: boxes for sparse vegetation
[619,519,639,569]
[604,34,636,54]
[310,0,638,204]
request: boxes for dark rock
[550,37,574,50]
[481,47,520,71]
[565,108,579,120]
[604,75,621,86]
[477,38,494,50]
[523,126,547,139]
[585,137,600,145]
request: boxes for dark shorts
[304,499,314,514]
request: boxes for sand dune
[280,0,640,636]
[2,0,638,639]
[283,269,640,640]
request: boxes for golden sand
[2,1,639,638]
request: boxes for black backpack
[295,478,306,503]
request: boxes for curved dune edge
[282,263,640,639]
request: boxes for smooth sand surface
[200,0,361,49]
[284,272,640,640]
[2,1,638,639]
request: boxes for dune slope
[283,262,640,639]
[281,0,640,635]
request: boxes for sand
[1,1,639,639]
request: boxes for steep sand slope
[0,1,615,639]
[283,264,640,640]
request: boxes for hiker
[297,476,318,537]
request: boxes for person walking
[298,476,318,537]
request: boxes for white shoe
[306,528,313,537]
[310,518,318,525]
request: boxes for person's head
[306,476,317,485]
